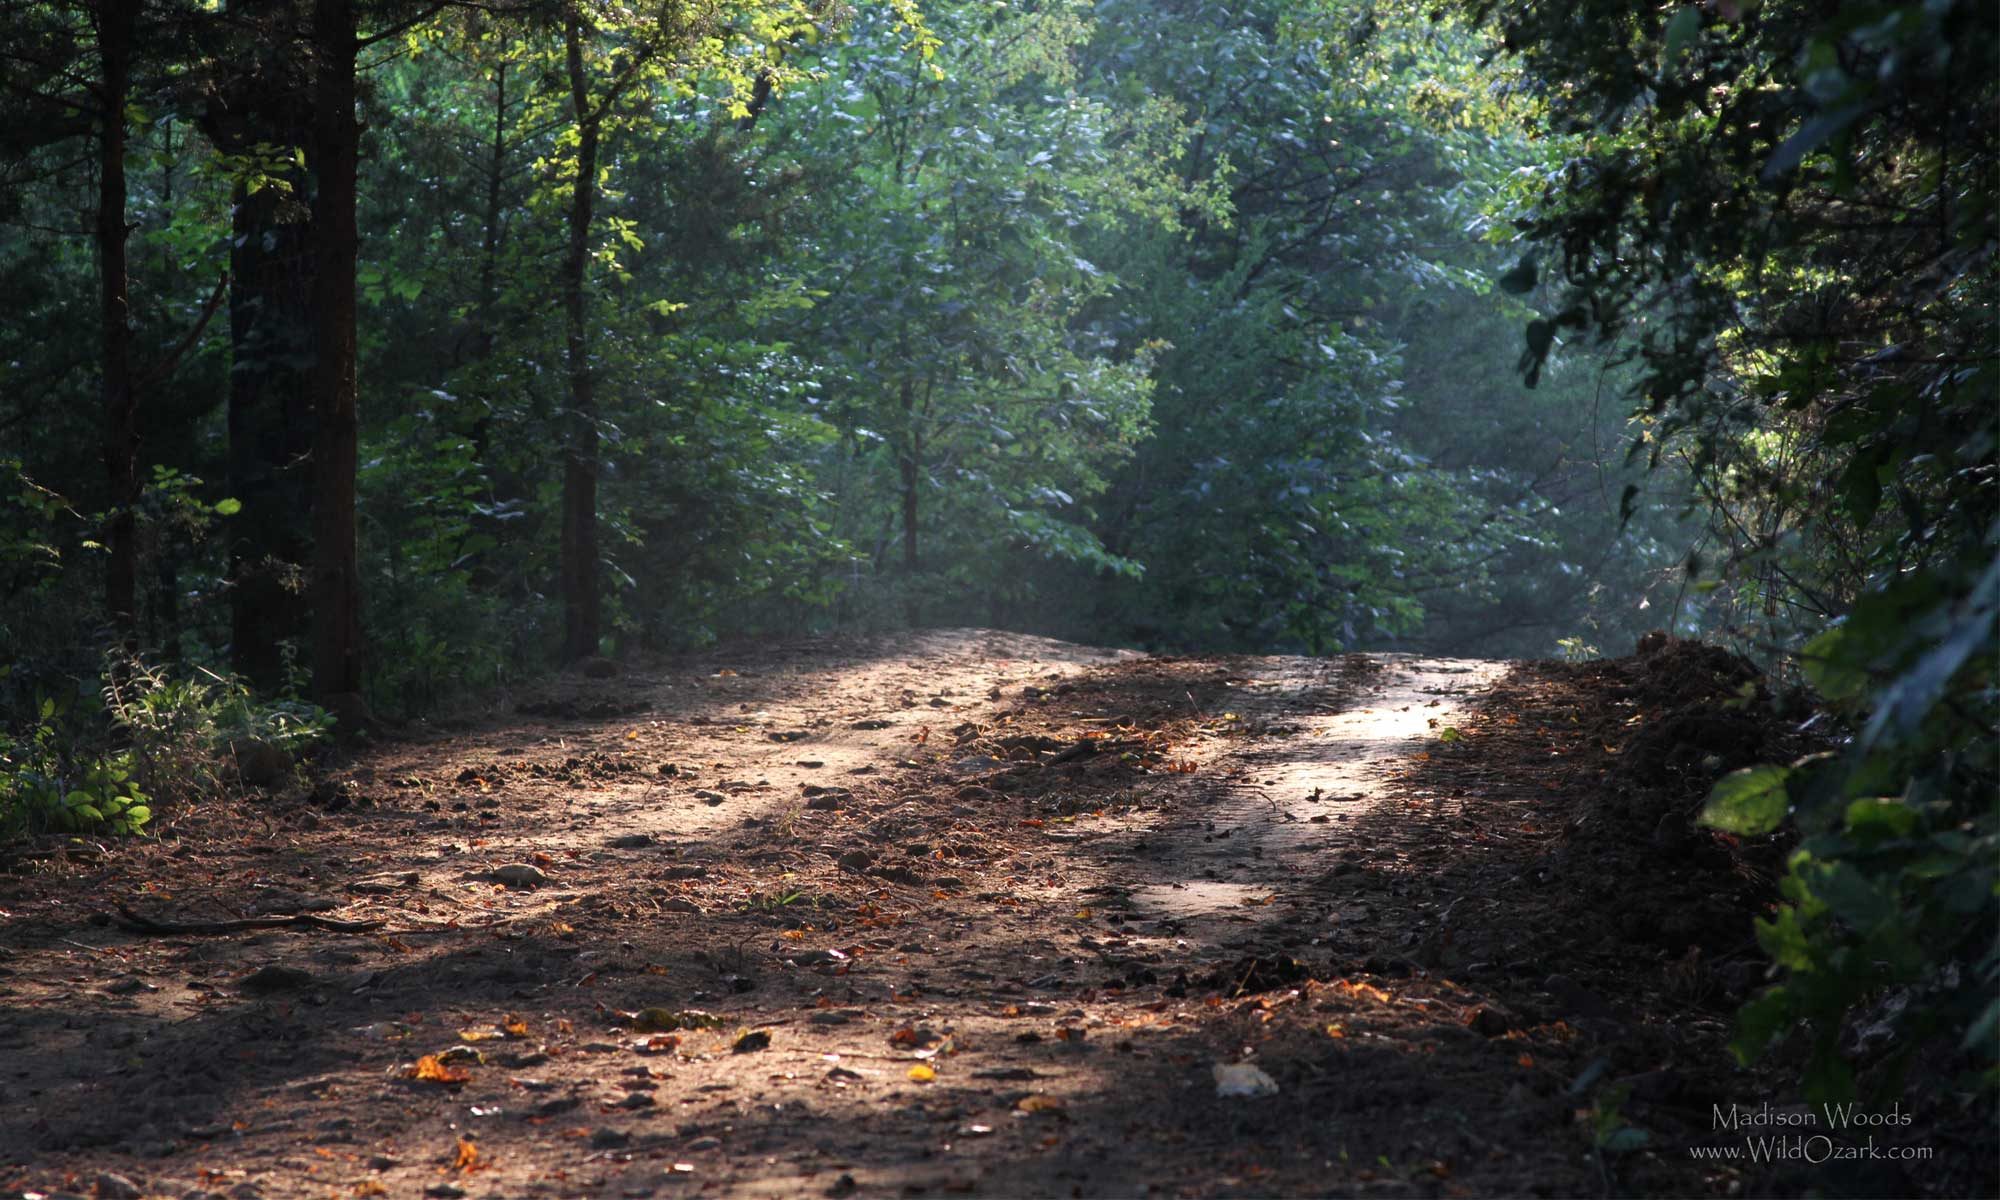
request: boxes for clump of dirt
[1420,636,1820,966]
[1588,636,1779,800]
[1556,635,1814,839]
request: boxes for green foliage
[0,651,336,844]
[1701,764,1792,836]
[1469,0,1998,1096]
[106,656,333,804]
[1698,552,1999,1100]
[767,0,1198,621]
[0,693,151,839]
[2,0,1698,704]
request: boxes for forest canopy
[0,0,1994,1108]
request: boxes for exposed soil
[0,630,1989,1200]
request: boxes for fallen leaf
[408,1055,471,1084]
[1015,1095,1065,1114]
[630,1007,684,1033]
[451,1138,484,1171]
[907,1064,936,1082]
[1330,980,1395,1005]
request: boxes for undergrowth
[0,654,332,841]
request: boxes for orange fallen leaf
[407,1054,470,1084]
[1015,1095,1065,1113]
[503,1015,531,1038]
[1330,980,1394,1004]
[353,1182,387,1197]
[452,1139,484,1171]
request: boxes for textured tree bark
[899,379,920,573]
[309,0,363,702]
[95,0,138,636]
[472,61,507,364]
[223,168,316,691]
[899,375,920,626]
[558,4,602,664]
[205,0,318,692]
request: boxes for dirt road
[0,630,1970,1198]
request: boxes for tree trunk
[558,5,601,664]
[309,0,363,702]
[898,375,920,626]
[96,0,138,636]
[223,165,316,691]
[204,0,317,693]
[472,61,507,363]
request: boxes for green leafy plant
[0,694,152,839]
[1700,552,1999,1100]
[1556,636,1601,663]
[104,655,333,806]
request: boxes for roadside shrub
[105,656,333,802]
[0,691,151,839]
[0,656,332,842]
[1701,550,2000,1100]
